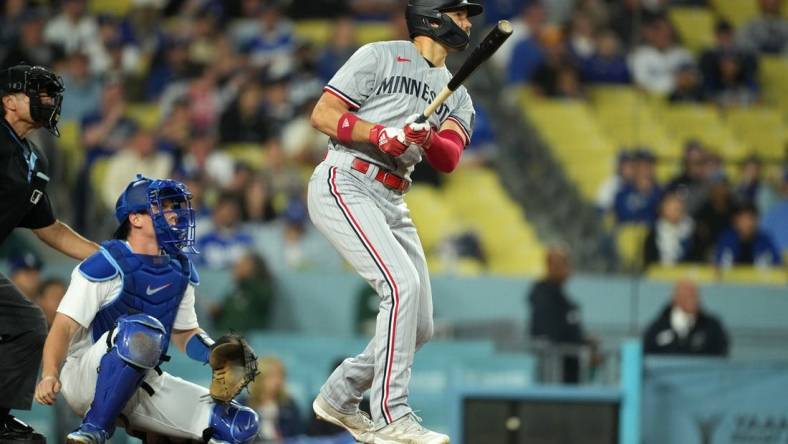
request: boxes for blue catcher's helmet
[115,174,197,255]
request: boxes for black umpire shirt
[0,116,55,245]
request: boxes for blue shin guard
[206,402,259,444]
[77,315,165,441]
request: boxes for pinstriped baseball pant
[307,150,434,428]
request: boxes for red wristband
[337,112,359,145]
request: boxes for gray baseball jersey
[309,40,476,429]
[324,40,475,179]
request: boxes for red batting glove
[404,120,434,148]
[369,124,408,157]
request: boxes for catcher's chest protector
[83,240,196,353]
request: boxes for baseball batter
[33,175,259,444]
[308,1,480,443]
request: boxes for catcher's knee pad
[207,402,259,444]
[114,314,166,369]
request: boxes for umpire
[0,64,98,443]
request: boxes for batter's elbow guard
[205,402,259,444]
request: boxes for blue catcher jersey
[79,240,199,354]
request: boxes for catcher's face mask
[148,180,197,256]
[115,175,197,255]
[1,65,64,137]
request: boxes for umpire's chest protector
[81,240,198,353]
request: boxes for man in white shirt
[629,16,693,95]
[33,175,260,444]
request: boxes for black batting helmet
[0,64,65,137]
[406,0,484,50]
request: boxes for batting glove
[369,124,408,157]
[404,113,434,148]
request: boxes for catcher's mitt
[208,333,259,403]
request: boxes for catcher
[33,175,260,444]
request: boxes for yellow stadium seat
[126,103,161,130]
[646,264,717,284]
[616,224,649,271]
[90,158,111,210]
[89,0,132,17]
[660,105,742,158]
[406,185,462,253]
[722,266,787,286]
[725,107,787,158]
[357,22,394,45]
[710,0,760,28]
[669,7,715,53]
[223,143,268,170]
[293,20,333,46]
[56,121,83,182]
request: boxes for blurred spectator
[762,170,788,253]
[181,130,236,188]
[246,356,305,441]
[59,52,103,122]
[693,176,735,259]
[580,30,631,85]
[668,63,708,103]
[101,128,174,209]
[613,149,662,224]
[1,10,62,69]
[159,65,239,132]
[712,52,759,107]
[505,2,547,84]
[80,81,135,159]
[240,2,295,72]
[252,197,344,273]
[643,279,729,357]
[597,150,636,213]
[241,174,278,223]
[317,17,359,83]
[528,247,596,384]
[714,202,782,268]
[700,20,758,100]
[644,193,701,266]
[187,8,223,67]
[9,253,43,300]
[532,31,583,99]
[211,252,275,333]
[229,0,266,45]
[566,13,596,62]
[287,0,351,19]
[666,141,709,214]
[43,0,98,54]
[85,15,141,77]
[461,103,498,166]
[0,0,28,46]
[195,192,254,270]
[576,0,610,30]
[736,0,788,54]
[145,37,198,100]
[629,16,693,95]
[734,155,763,205]
[219,80,271,144]
[34,278,66,328]
[156,96,192,155]
[281,97,329,166]
[609,0,665,48]
[260,70,296,135]
[436,231,487,272]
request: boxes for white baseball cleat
[313,393,375,443]
[373,414,450,444]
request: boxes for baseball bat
[416,20,513,123]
